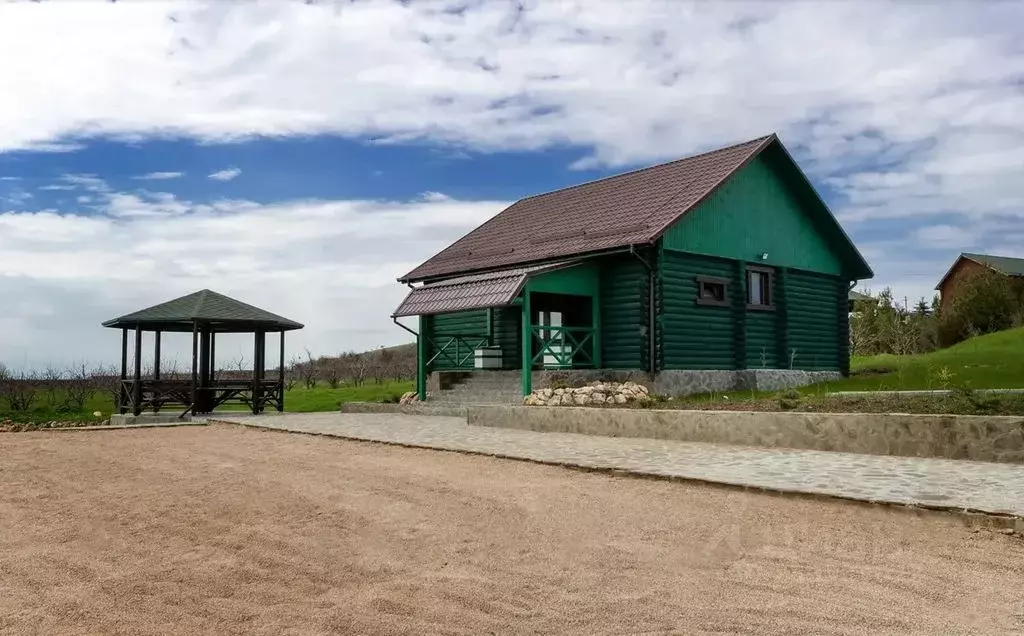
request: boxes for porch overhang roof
[392,261,579,318]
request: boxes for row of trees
[0,344,418,415]
[850,270,1024,356]
[289,344,416,390]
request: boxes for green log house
[393,134,873,399]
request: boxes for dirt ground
[0,426,1022,636]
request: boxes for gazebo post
[252,328,264,414]
[190,321,198,414]
[153,330,161,381]
[119,328,128,414]
[278,330,285,412]
[132,325,143,416]
[210,331,216,384]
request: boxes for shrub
[777,389,802,411]
[938,270,1024,347]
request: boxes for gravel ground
[0,425,1021,636]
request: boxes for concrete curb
[339,402,468,417]
[6,421,208,433]
[467,405,1024,464]
[215,418,1023,531]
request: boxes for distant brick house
[936,253,1024,313]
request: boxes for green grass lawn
[819,326,1024,393]
[0,380,414,423]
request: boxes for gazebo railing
[120,378,284,417]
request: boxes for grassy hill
[820,326,1024,392]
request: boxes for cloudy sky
[1,0,1022,370]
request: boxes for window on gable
[696,276,729,307]
[747,267,774,309]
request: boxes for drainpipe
[393,316,427,400]
[629,245,657,376]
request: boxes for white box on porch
[474,346,503,369]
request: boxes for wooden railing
[119,378,284,416]
[530,325,594,369]
[426,335,490,371]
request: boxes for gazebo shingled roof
[102,289,303,332]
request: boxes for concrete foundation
[652,369,842,396]
[467,405,1024,464]
[431,368,840,400]
[110,413,191,426]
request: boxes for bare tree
[62,363,97,413]
[1,371,40,413]
[300,348,319,389]
[320,356,343,389]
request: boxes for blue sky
[0,0,1022,369]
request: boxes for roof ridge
[515,133,775,204]
[192,289,210,319]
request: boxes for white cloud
[0,0,1022,363]
[207,167,241,181]
[419,191,450,202]
[133,171,185,180]
[0,191,505,369]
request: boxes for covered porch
[102,289,304,417]
[393,261,601,399]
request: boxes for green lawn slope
[820,326,1024,392]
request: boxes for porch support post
[278,330,286,412]
[521,291,532,396]
[592,288,602,369]
[416,315,428,401]
[153,330,161,381]
[132,325,143,416]
[119,328,128,414]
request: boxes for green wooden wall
[526,262,599,296]
[659,250,738,370]
[660,154,845,276]
[598,254,649,370]
[492,306,522,370]
[659,248,846,373]
[785,269,847,372]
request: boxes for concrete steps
[430,371,524,405]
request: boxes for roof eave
[399,244,649,285]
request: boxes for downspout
[393,315,427,400]
[629,245,657,376]
[392,315,417,338]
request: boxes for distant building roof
[401,133,872,283]
[935,252,1024,290]
[848,290,874,301]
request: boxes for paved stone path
[215,412,1024,518]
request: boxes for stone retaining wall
[467,405,1024,464]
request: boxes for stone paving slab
[213,412,1024,519]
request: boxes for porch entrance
[529,292,595,371]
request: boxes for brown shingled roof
[392,261,577,317]
[401,134,776,282]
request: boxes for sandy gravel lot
[0,425,1021,636]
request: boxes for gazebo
[102,289,304,417]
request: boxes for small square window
[747,268,774,309]
[696,276,730,307]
